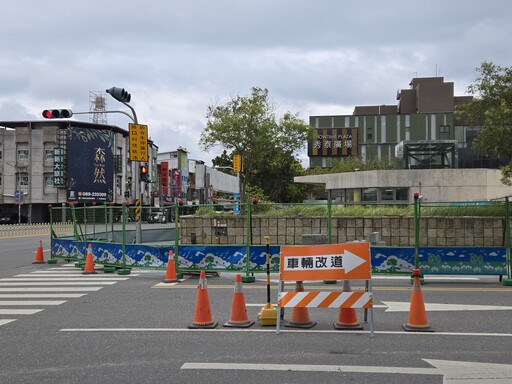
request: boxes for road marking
[2,277,130,281]
[0,309,44,315]
[0,300,67,306]
[19,273,141,277]
[151,284,512,292]
[59,328,512,337]
[382,301,512,312]
[0,294,86,298]
[424,359,512,383]
[0,282,117,286]
[181,362,437,375]
[0,287,103,292]
[0,319,17,327]
[181,360,512,382]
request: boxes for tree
[200,87,311,202]
[456,62,512,184]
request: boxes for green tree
[456,62,512,184]
[200,87,311,202]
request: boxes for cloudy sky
[1,1,511,165]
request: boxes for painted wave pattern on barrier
[419,247,507,275]
[52,239,507,275]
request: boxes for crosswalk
[0,263,139,327]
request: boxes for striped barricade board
[276,242,374,337]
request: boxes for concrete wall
[180,215,507,247]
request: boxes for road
[0,237,511,383]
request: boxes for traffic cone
[402,269,434,332]
[188,271,218,329]
[82,244,97,275]
[32,240,45,264]
[283,281,317,329]
[162,250,178,283]
[334,280,363,330]
[224,274,254,328]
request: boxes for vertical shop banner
[66,127,114,203]
[161,162,169,196]
[171,169,181,198]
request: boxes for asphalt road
[0,237,511,383]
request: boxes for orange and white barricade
[276,242,374,337]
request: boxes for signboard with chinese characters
[308,128,358,157]
[171,168,181,198]
[129,123,148,162]
[66,127,114,203]
[279,242,371,281]
[160,161,169,196]
[53,147,66,187]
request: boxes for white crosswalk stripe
[0,264,138,328]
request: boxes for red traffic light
[252,197,258,204]
[178,199,183,206]
[42,109,73,119]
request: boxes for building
[308,76,504,169]
[157,148,239,206]
[0,120,158,222]
[299,76,512,203]
[295,168,512,203]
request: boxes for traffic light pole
[104,87,143,245]
[119,102,143,245]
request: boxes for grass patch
[192,202,506,217]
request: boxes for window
[45,149,54,161]
[439,125,450,140]
[381,189,394,201]
[362,188,377,202]
[396,188,408,201]
[45,175,54,187]
[367,127,373,141]
[18,149,29,160]
[17,174,29,186]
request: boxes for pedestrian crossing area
[0,264,139,327]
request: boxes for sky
[1,0,511,166]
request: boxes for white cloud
[1,0,512,166]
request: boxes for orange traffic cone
[284,281,317,329]
[402,269,433,332]
[162,250,178,283]
[82,244,97,275]
[32,240,45,264]
[224,274,254,328]
[334,280,363,330]
[188,271,218,329]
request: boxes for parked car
[0,213,28,224]
[147,212,167,224]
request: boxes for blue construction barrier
[51,238,507,275]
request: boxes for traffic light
[106,87,131,103]
[42,109,73,119]
[140,165,149,182]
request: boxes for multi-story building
[299,77,512,203]
[157,148,239,206]
[308,76,504,169]
[0,120,158,222]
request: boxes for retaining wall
[180,216,507,247]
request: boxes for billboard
[66,127,114,203]
[308,128,358,157]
